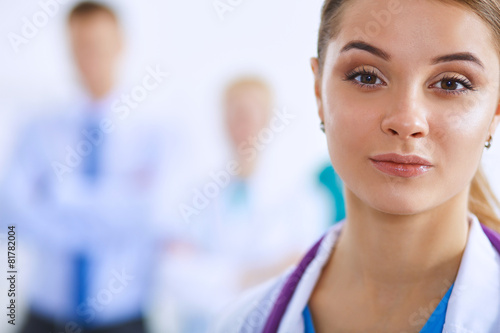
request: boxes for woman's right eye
[343,68,385,90]
[352,73,383,85]
[342,65,386,89]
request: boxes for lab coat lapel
[278,221,345,333]
[443,214,500,333]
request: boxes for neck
[85,75,114,101]
[334,187,470,296]
[235,154,258,179]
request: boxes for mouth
[369,153,433,178]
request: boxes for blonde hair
[469,166,500,232]
[316,0,500,233]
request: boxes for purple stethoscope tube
[262,223,500,333]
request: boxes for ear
[310,57,324,123]
[488,99,500,140]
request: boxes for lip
[369,153,433,178]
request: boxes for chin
[376,205,423,216]
[366,192,431,216]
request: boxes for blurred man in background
[0,2,167,332]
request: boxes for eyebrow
[432,53,484,69]
[340,41,485,70]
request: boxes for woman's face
[313,0,500,214]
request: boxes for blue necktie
[74,115,102,323]
[82,118,102,182]
[74,253,89,324]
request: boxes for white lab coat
[214,212,500,333]
[160,170,330,332]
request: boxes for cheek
[323,90,382,167]
[431,103,490,180]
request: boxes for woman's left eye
[431,76,475,95]
[436,80,465,90]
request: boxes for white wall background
[0,0,330,186]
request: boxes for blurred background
[0,1,337,332]
[0,1,499,333]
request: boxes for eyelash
[342,67,476,96]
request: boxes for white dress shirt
[0,91,172,327]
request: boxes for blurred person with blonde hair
[163,75,328,332]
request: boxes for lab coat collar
[278,221,343,332]
[444,213,500,333]
[278,213,500,333]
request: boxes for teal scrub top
[318,165,346,225]
[303,283,454,333]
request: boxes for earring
[320,122,325,133]
[485,135,493,149]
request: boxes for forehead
[226,84,270,102]
[69,11,118,31]
[330,0,498,68]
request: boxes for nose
[380,88,429,139]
